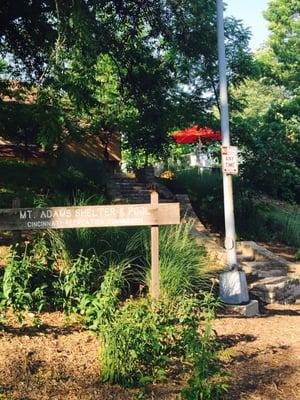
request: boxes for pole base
[219,269,249,304]
[223,300,259,317]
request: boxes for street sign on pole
[216,0,249,304]
[216,0,238,267]
[222,145,239,175]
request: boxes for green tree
[0,0,255,161]
[231,78,300,201]
[264,0,300,92]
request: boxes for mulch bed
[1,302,300,400]
[0,312,181,400]
[215,301,300,400]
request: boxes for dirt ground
[0,312,182,400]
[216,301,300,400]
[0,302,299,400]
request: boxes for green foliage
[157,224,209,298]
[95,291,227,398]
[231,78,300,202]
[128,223,209,299]
[79,262,127,331]
[169,168,300,248]
[1,240,56,320]
[0,156,108,208]
[256,204,300,248]
[264,0,300,91]
[295,249,300,262]
[0,0,255,159]
[99,297,172,386]
[181,292,228,400]
[229,0,300,203]
[167,169,224,231]
[55,253,100,314]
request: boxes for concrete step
[241,260,288,278]
[114,182,143,187]
[119,189,151,194]
[249,276,300,304]
[237,241,288,265]
[237,254,255,262]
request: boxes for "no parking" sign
[222,145,239,175]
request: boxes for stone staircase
[107,173,175,204]
[175,194,300,305]
[237,241,300,304]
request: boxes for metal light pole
[216,0,237,267]
[216,0,249,304]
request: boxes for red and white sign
[222,146,239,175]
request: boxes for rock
[223,300,259,317]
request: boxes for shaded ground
[0,303,300,399]
[215,301,300,400]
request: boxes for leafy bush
[1,241,56,320]
[55,253,101,313]
[97,292,228,399]
[78,261,128,331]
[99,297,171,386]
[181,292,228,399]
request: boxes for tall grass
[128,222,210,299]
[260,207,300,248]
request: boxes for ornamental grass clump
[128,222,210,299]
[156,222,209,298]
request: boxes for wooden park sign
[0,192,180,299]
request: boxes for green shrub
[1,241,56,320]
[79,261,128,331]
[99,297,172,386]
[55,252,101,314]
[97,292,228,398]
[181,292,229,400]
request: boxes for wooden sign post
[0,192,180,299]
[150,191,160,299]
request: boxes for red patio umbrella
[171,126,221,145]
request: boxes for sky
[224,0,270,51]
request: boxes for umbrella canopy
[171,126,221,144]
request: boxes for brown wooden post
[12,197,21,244]
[150,191,160,299]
